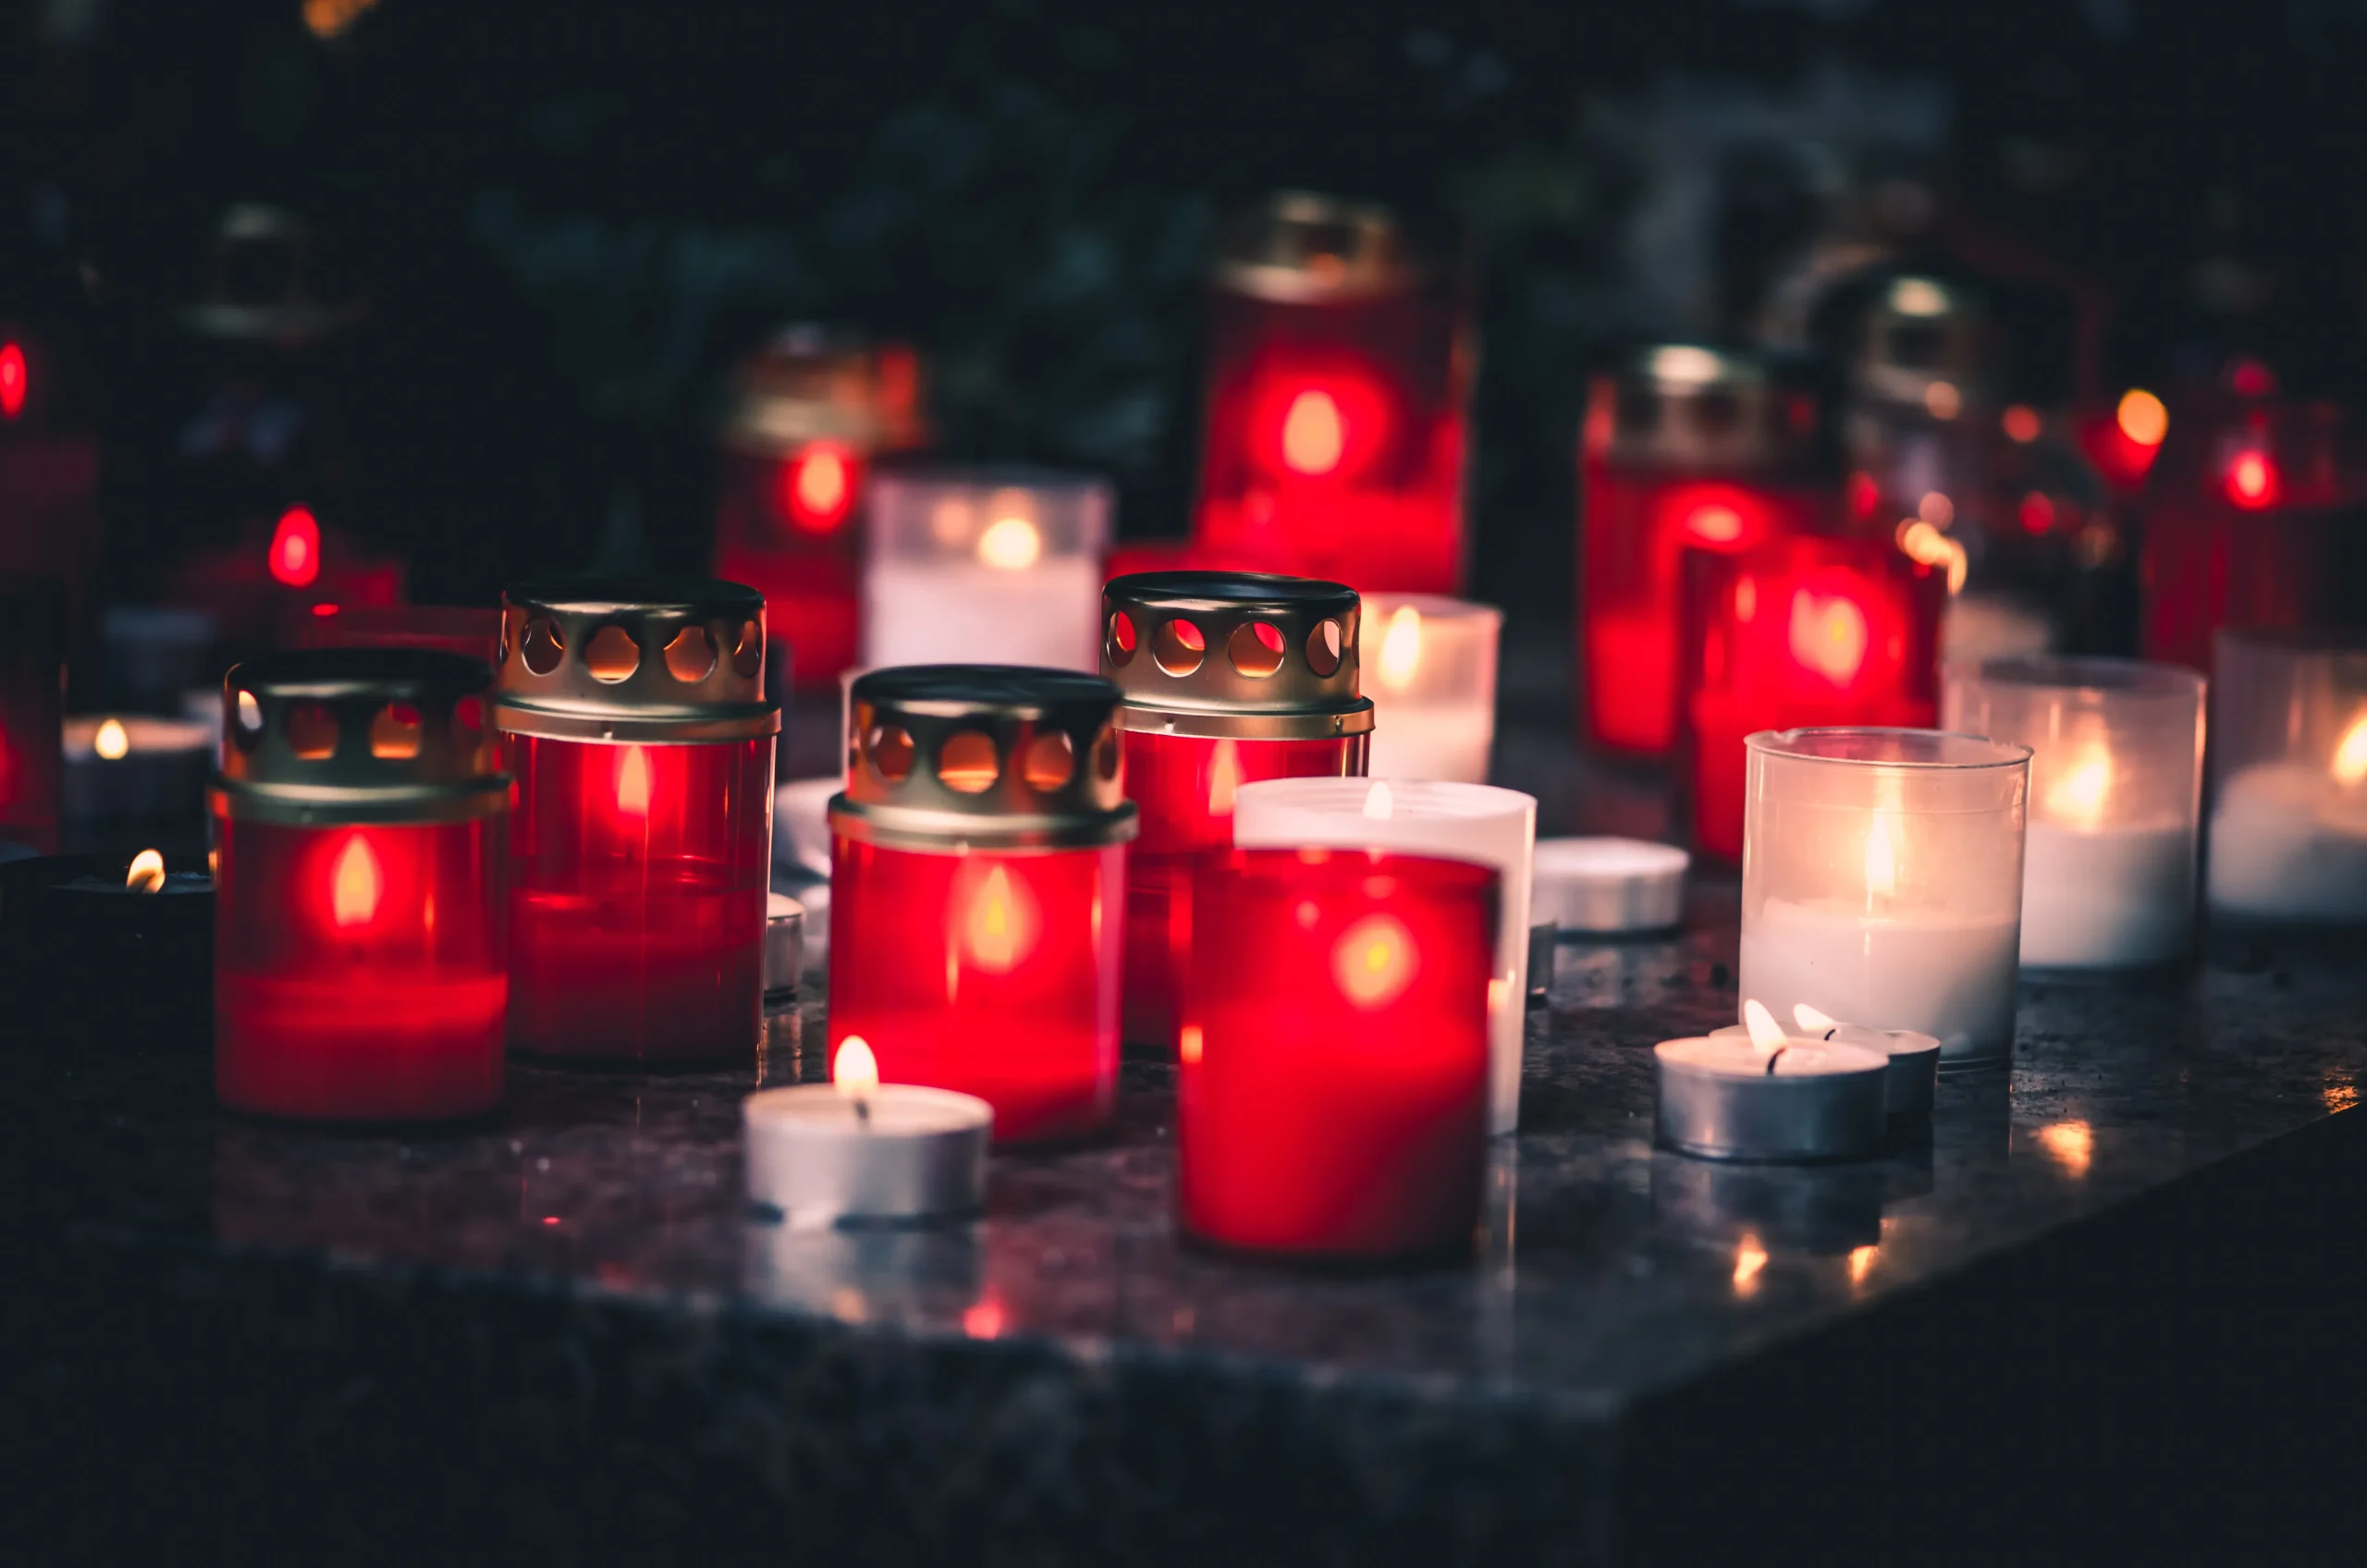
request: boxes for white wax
[1738,897,2020,1066]
[1656,1035,1889,1078]
[1365,704,1493,785]
[1233,778,1538,1135]
[861,558,1103,672]
[2018,818,2193,967]
[2208,763,2367,923]
[742,1083,991,1224]
[1530,837,1688,933]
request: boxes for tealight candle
[1233,777,1537,1134]
[1654,1001,1890,1162]
[743,1036,991,1226]
[764,892,805,1004]
[1711,1002,1940,1119]
[1943,655,2204,969]
[62,714,213,825]
[1735,728,2030,1072]
[1530,837,1689,934]
[2206,629,2367,925]
[0,849,214,1039]
[1360,594,1502,783]
[862,467,1110,672]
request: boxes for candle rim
[1746,726,2030,773]
[1654,1035,1890,1077]
[1213,844,1502,895]
[1949,654,2204,704]
[1533,836,1688,879]
[1233,776,1537,821]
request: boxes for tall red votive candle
[827,666,1135,1145]
[1101,571,1371,1053]
[496,580,779,1065]
[1179,847,1496,1261]
[1191,193,1468,594]
[1578,344,1842,757]
[1681,535,1944,862]
[213,649,509,1121]
[0,574,66,852]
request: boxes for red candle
[1679,535,1943,861]
[1178,848,1496,1261]
[0,320,104,620]
[1099,571,1373,1052]
[826,666,1135,1145]
[1191,193,1466,594]
[1577,345,1842,757]
[212,649,509,1121]
[711,329,927,689]
[0,574,65,852]
[495,581,780,1066]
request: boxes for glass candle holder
[496,580,779,1065]
[1738,729,2030,1072]
[2140,398,2367,672]
[1179,847,1496,1261]
[1191,192,1468,594]
[0,319,104,615]
[1231,778,1536,1135]
[827,666,1135,1145]
[862,466,1110,672]
[0,574,65,852]
[2206,629,2367,925]
[1943,656,2204,970]
[1681,534,1945,862]
[1101,570,1373,1052]
[213,649,509,1121]
[1578,344,1842,757]
[713,327,927,690]
[1361,593,1501,783]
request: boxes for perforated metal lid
[1101,571,1374,742]
[717,325,927,456]
[492,578,781,744]
[1212,191,1417,304]
[1585,343,1839,471]
[213,648,507,826]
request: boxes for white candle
[1653,1002,1891,1161]
[742,1036,992,1225]
[773,775,840,880]
[1233,777,1537,1134]
[1738,896,2018,1065]
[61,714,214,824]
[1530,837,1687,933]
[1711,1002,1941,1115]
[1361,594,1501,784]
[2208,760,2367,923]
[862,470,1110,673]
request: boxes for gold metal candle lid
[1858,275,1987,410]
[492,578,782,744]
[1585,343,1838,471]
[1101,571,1375,742]
[1212,191,1417,304]
[717,325,928,456]
[833,666,1137,852]
[213,648,507,825]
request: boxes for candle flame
[2334,712,2367,788]
[1375,605,1424,692]
[977,515,1043,571]
[2045,748,2114,829]
[1207,739,1241,817]
[1742,998,1788,1051]
[1793,1002,1838,1033]
[832,1035,879,1096]
[1788,590,1870,682]
[1894,518,1968,594]
[1362,780,1394,821]
[1733,1235,1768,1295]
[94,717,129,761]
[616,744,652,818]
[1864,812,1898,901]
[1282,388,1345,476]
[125,849,166,894]
[330,835,382,928]
[1178,1023,1204,1066]
[1332,913,1415,1009]
[790,445,852,527]
[963,864,1036,973]
[1848,1245,1878,1285]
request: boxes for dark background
[6,0,2364,621]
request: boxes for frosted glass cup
[2207,629,2367,926]
[1361,594,1502,784]
[862,467,1111,672]
[1943,657,2204,971]
[1738,728,2030,1072]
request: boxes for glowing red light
[1249,370,1391,484]
[2226,451,2279,509]
[270,508,323,587]
[2229,358,2277,398]
[0,343,24,420]
[1683,505,1746,545]
[1281,390,1346,476]
[2017,492,2056,534]
[1847,471,1881,521]
[311,602,340,619]
[780,443,856,533]
[2116,389,2168,448]
[960,1297,1006,1340]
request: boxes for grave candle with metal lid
[213,648,509,1121]
[495,579,779,1065]
[1101,570,1372,1051]
[827,666,1135,1145]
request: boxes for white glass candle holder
[1232,777,1536,1135]
[1361,594,1502,783]
[1943,656,2204,970]
[1737,729,2030,1072]
[861,467,1110,672]
[2207,629,2367,925]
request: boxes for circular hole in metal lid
[370,703,423,759]
[664,625,717,683]
[286,701,338,760]
[584,625,641,683]
[938,730,1001,794]
[732,619,763,680]
[1306,618,1343,677]
[1108,610,1137,666]
[521,618,565,676]
[1228,621,1286,679]
[867,724,914,783]
[1023,730,1075,791]
[1153,618,1206,677]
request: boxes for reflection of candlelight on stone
[2035,1120,2093,1178]
[1848,1244,1878,1287]
[1733,1235,1768,1295]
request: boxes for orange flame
[1207,739,1242,818]
[126,850,166,894]
[1332,913,1416,1009]
[616,745,652,818]
[788,444,852,530]
[963,864,1037,973]
[1788,590,1869,683]
[832,1035,879,1096]
[1281,389,1345,476]
[331,836,382,928]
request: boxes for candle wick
[854,1095,871,1128]
[1764,1046,1787,1076]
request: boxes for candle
[827,666,1134,1145]
[1712,1002,1940,1119]
[1233,777,1537,1134]
[765,891,805,1003]
[2206,630,2367,924]
[0,849,214,1039]
[1653,1001,1891,1162]
[0,574,64,852]
[862,469,1109,672]
[743,1035,991,1226]
[1360,594,1501,783]
[1943,656,2205,969]
[1735,728,2030,1071]
[496,581,780,1065]
[213,650,509,1121]
[1178,847,1494,1259]
[773,776,840,880]
[62,714,214,825]
[1530,837,1689,934]
[1191,192,1466,594]
[1102,571,1372,1052]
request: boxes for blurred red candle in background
[1178,848,1496,1261]
[0,574,66,853]
[296,602,502,664]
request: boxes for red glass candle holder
[1578,344,1843,756]
[827,666,1135,1145]
[496,580,780,1065]
[0,574,65,852]
[712,327,927,689]
[213,649,509,1121]
[1191,193,1467,594]
[1100,571,1373,1052]
[0,317,104,618]
[1178,847,1496,1261]
[2138,398,2367,672]
[1680,535,1944,862]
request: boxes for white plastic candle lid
[774,777,840,879]
[1530,838,1688,933]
